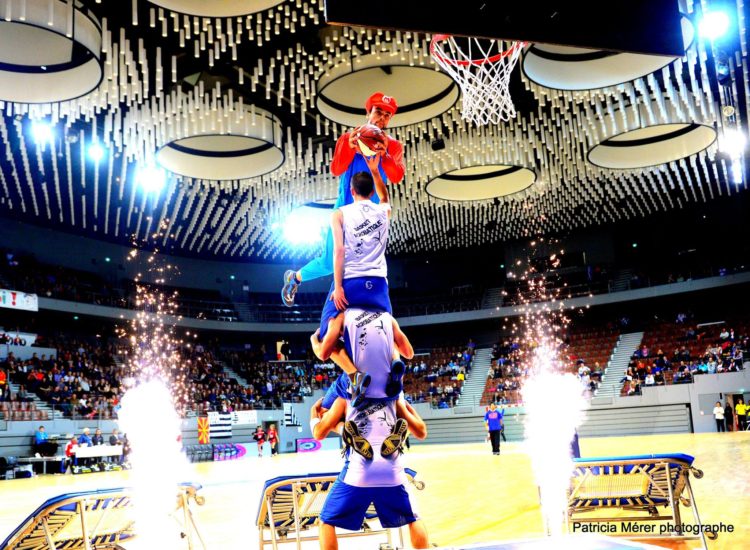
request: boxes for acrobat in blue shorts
[318,276,392,340]
[321,373,351,410]
[320,480,419,531]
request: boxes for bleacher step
[594,331,644,398]
[457,347,493,406]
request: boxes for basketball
[354,123,387,157]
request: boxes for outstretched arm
[331,210,348,311]
[396,399,427,440]
[364,154,390,215]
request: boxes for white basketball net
[431,35,526,126]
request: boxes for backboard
[324,0,685,57]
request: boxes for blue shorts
[320,480,419,531]
[318,276,392,340]
[321,373,351,410]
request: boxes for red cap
[365,92,398,115]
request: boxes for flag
[284,403,301,427]
[197,417,210,445]
[208,411,232,439]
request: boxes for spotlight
[31,121,53,144]
[137,164,166,194]
[88,143,105,162]
[282,206,330,245]
[699,11,730,40]
[720,128,747,158]
[431,138,446,151]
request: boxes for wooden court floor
[0,432,747,549]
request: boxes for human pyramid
[281,92,431,549]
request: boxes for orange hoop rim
[430,34,527,67]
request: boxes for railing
[5,262,750,325]
[0,398,306,421]
[620,364,747,396]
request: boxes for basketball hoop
[430,35,527,126]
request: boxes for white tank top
[344,308,394,399]
[340,200,390,279]
[341,399,406,487]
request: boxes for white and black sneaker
[281,269,299,307]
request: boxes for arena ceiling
[0,0,747,261]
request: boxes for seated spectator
[591,363,603,380]
[34,425,48,448]
[77,427,93,465]
[109,428,122,446]
[33,425,58,457]
[620,369,634,384]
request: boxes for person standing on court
[485,403,504,455]
[253,425,266,457]
[735,397,747,430]
[713,401,725,432]
[724,400,734,431]
[281,92,405,306]
[267,424,279,456]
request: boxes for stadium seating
[402,345,470,407]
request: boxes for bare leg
[408,520,430,549]
[329,342,357,376]
[319,523,338,550]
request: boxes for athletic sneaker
[385,360,406,398]
[280,269,299,307]
[381,418,408,458]
[342,421,373,460]
[349,371,371,409]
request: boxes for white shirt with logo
[341,399,406,487]
[340,200,390,279]
[344,308,394,399]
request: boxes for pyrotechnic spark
[500,238,588,535]
[116,222,194,546]
[117,222,192,412]
[119,380,187,549]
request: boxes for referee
[484,403,504,455]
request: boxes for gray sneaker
[281,269,299,307]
